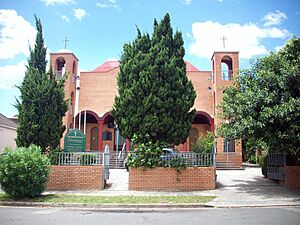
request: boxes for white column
[84,110,87,134]
[79,111,81,130]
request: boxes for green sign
[64,129,86,152]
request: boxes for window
[102,130,112,140]
[224,139,235,152]
[55,57,66,79]
[221,56,233,81]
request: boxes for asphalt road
[0,206,299,225]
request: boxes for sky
[0,0,299,117]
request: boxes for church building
[50,49,242,168]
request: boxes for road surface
[0,206,299,225]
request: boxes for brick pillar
[126,139,130,152]
[210,121,215,133]
[97,120,103,151]
[182,141,188,152]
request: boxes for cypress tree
[16,16,68,151]
[112,13,196,146]
[28,15,47,74]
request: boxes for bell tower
[211,51,242,167]
[50,49,79,146]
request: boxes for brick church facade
[50,50,242,167]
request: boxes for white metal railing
[50,152,102,165]
[221,70,233,80]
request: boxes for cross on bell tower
[220,35,227,48]
[63,37,69,49]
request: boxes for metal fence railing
[267,153,286,180]
[49,152,103,165]
[160,153,215,167]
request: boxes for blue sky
[0,0,299,117]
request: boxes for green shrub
[0,145,50,199]
[163,156,186,169]
[126,134,164,168]
[79,153,97,165]
[191,132,215,153]
[258,154,268,177]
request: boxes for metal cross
[220,35,227,48]
[63,37,69,49]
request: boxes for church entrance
[90,127,98,150]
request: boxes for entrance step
[108,153,128,169]
[216,161,244,170]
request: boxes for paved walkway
[44,166,300,207]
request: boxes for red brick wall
[129,167,215,191]
[285,166,300,188]
[47,165,104,190]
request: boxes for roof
[91,60,200,73]
[185,61,200,72]
[0,113,18,129]
[92,61,120,73]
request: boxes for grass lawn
[0,193,215,204]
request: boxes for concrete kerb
[1,201,300,211]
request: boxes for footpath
[1,167,300,210]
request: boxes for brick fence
[47,165,104,190]
[129,167,215,191]
[284,166,300,188]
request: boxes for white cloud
[96,3,109,8]
[0,9,36,60]
[0,61,26,89]
[263,10,287,27]
[61,15,70,22]
[218,0,223,2]
[96,0,121,11]
[41,0,75,6]
[73,8,87,21]
[275,45,284,52]
[189,20,289,59]
[182,0,192,5]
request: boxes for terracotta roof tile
[91,60,199,73]
[92,61,120,72]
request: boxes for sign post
[64,129,86,152]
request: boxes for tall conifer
[16,16,68,151]
[112,13,196,146]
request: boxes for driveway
[207,166,300,207]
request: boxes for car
[162,147,178,156]
[124,147,179,171]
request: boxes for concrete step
[216,161,244,170]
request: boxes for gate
[267,153,286,180]
[102,144,110,187]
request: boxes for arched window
[221,55,233,81]
[55,57,66,79]
[72,61,76,83]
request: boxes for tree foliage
[112,13,196,146]
[28,15,47,74]
[218,37,300,158]
[16,16,68,151]
[191,132,215,153]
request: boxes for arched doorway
[187,111,214,151]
